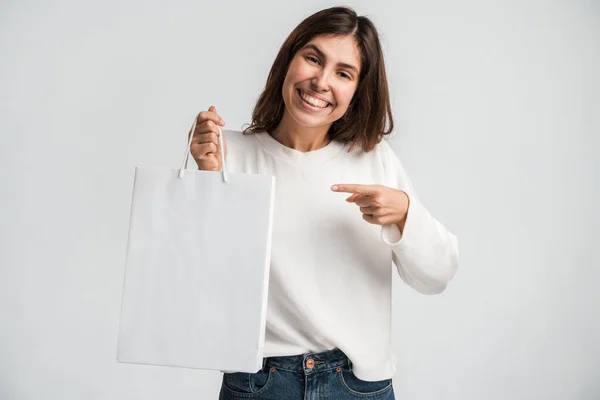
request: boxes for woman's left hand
[331,184,410,231]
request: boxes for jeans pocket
[338,367,393,397]
[222,368,273,396]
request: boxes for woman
[190,6,459,400]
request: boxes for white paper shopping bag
[117,120,275,373]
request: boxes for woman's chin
[292,114,331,129]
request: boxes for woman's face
[281,34,361,131]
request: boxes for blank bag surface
[117,125,275,373]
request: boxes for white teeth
[300,90,329,108]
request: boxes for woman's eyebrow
[303,44,359,74]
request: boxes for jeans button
[306,359,315,368]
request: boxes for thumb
[345,193,361,203]
[208,105,217,113]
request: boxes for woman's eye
[307,56,320,64]
[338,72,351,80]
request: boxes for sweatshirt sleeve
[379,140,459,295]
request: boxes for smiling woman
[188,6,460,400]
[245,7,394,153]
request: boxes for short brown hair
[244,6,394,152]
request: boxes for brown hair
[243,6,394,152]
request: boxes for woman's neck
[270,113,331,152]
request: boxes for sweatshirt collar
[254,131,346,163]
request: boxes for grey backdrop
[1,0,598,399]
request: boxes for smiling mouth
[297,89,331,109]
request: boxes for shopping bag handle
[178,115,229,183]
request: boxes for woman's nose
[311,71,331,92]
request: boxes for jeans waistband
[263,348,351,374]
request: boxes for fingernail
[220,119,225,126]
[331,185,338,191]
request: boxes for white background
[1,0,598,399]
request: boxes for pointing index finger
[331,184,377,195]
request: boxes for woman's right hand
[190,105,227,171]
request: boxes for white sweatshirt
[220,130,459,381]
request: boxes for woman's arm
[380,140,459,294]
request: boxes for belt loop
[347,356,353,371]
[262,357,267,370]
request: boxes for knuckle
[197,144,209,155]
[204,142,214,153]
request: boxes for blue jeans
[218,348,395,399]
